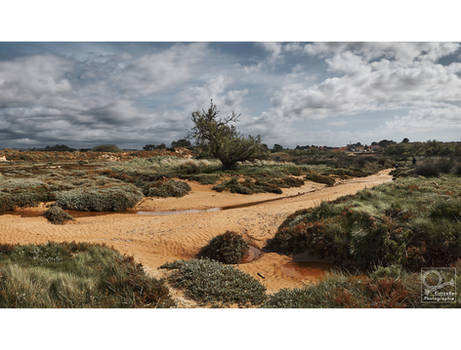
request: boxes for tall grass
[0,242,175,308]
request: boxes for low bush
[144,180,191,198]
[263,268,424,308]
[178,174,220,185]
[0,181,56,212]
[160,259,266,306]
[415,159,441,177]
[0,193,15,211]
[91,144,122,152]
[0,242,175,308]
[212,177,283,194]
[56,184,143,211]
[305,171,335,186]
[44,205,73,224]
[197,231,249,264]
[266,176,461,271]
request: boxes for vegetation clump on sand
[304,171,336,186]
[197,231,249,264]
[0,242,175,308]
[264,265,460,308]
[177,173,220,185]
[44,205,73,224]
[160,259,266,306]
[266,175,461,271]
[144,179,191,198]
[0,178,57,212]
[212,175,304,195]
[56,184,143,211]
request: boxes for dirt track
[0,169,393,295]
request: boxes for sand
[0,169,393,296]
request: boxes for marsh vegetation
[1,138,460,308]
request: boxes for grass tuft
[44,205,73,224]
[160,259,266,306]
[0,242,175,308]
[197,231,249,264]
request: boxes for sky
[0,42,461,149]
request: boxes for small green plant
[212,177,283,194]
[56,184,142,211]
[305,171,335,186]
[197,231,249,264]
[144,180,191,198]
[44,205,73,224]
[160,259,266,306]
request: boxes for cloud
[267,42,461,124]
[0,44,216,148]
[114,43,208,95]
[0,54,74,107]
[385,105,461,132]
[1,42,461,148]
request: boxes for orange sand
[0,169,392,297]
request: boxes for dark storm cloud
[0,42,461,148]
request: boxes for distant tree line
[385,140,461,158]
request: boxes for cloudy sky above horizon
[1,42,461,149]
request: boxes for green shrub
[212,177,283,194]
[91,144,122,152]
[178,174,220,185]
[266,177,461,271]
[430,198,461,221]
[263,269,422,308]
[0,193,15,211]
[144,180,191,198]
[454,162,461,176]
[197,231,249,264]
[0,242,175,308]
[305,171,335,186]
[0,181,56,212]
[370,265,402,280]
[389,167,414,179]
[415,159,441,177]
[56,184,142,211]
[44,205,73,224]
[160,259,266,306]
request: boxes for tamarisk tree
[190,100,267,169]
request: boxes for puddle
[241,246,263,263]
[280,261,331,280]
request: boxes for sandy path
[0,169,392,295]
